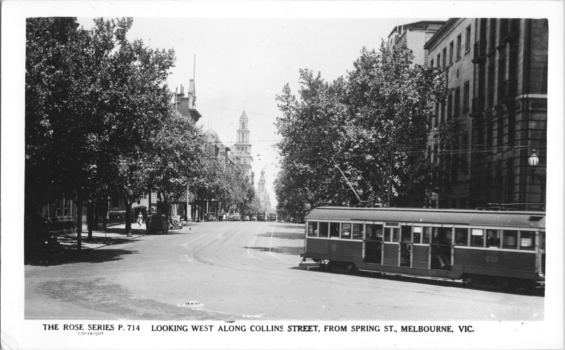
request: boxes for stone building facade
[425,18,548,210]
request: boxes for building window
[456,35,462,59]
[442,47,447,68]
[447,93,453,120]
[449,41,454,64]
[486,122,493,151]
[489,19,497,52]
[437,53,441,68]
[440,102,445,124]
[462,133,469,174]
[430,59,434,68]
[465,25,471,52]
[454,88,460,117]
[463,81,470,112]
[497,117,504,148]
[508,114,515,146]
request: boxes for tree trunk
[124,196,132,237]
[87,200,94,241]
[76,197,82,251]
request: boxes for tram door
[364,223,383,264]
[430,227,452,270]
[411,226,430,269]
[383,223,400,266]
[400,226,412,267]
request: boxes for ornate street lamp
[528,149,546,210]
[528,149,539,167]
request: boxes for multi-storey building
[425,18,548,210]
[470,18,547,211]
[425,18,476,208]
[387,20,446,66]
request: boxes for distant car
[243,216,249,221]
[230,213,241,221]
[251,216,257,221]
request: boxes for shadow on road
[272,224,304,230]
[26,248,138,267]
[292,266,545,297]
[244,245,303,256]
[256,232,304,240]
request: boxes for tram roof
[305,207,545,229]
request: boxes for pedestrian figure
[137,212,143,227]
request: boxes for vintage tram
[301,206,545,289]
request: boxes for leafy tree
[275,43,464,209]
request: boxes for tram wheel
[346,263,358,274]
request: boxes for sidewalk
[57,223,146,250]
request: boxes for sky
[77,16,443,208]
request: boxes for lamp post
[528,149,546,210]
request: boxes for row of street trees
[274,43,467,218]
[25,17,254,251]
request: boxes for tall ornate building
[256,169,272,212]
[230,111,253,179]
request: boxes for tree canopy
[275,42,466,214]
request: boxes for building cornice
[424,18,463,51]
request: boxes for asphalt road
[25,221,544,321]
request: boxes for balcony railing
[472,41,486,63]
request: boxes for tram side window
[502,230,518,249]
[519,231,535,250]
[330,223,340,238]
[352,224,363,240]
[318,222,329,238]
[455,228,469,246]
[308,222,318,237]
[401,226,411,243]
[470,229,485,247]
[341,223,352,239]
[432,227,452,245]
[384,227,399,242]
[366,224,383,240]
[486,229,500,248]
[423,227,431,244]
[392,228,400,242]
[413,227,422,244]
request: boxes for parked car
[146,214,169,234]
[243,215,249,221]
[251,216,257,221]
[230,213,241,221]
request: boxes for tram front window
[308,222,318,237]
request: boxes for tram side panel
[305,238,363,264]
[454,249,540,280]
